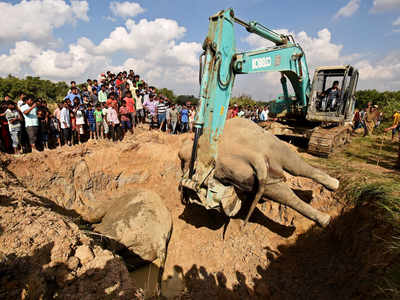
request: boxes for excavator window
[313,69,347,114]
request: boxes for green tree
[157,87,176,101]
[175,95,199,105]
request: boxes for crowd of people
[3,70,395,156]
[0,70,200,154]
[226,104,270,122]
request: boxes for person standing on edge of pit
[119,100,133,136]
[101,103,109,138]
[135,86,145,127]
[74,103,85,144]
[143,93,157,131]
[37,108,50,150]
[106,103,120,141]
[260,106,269,121]
[169,104,178,134]
[94,104,104,139]
[157,97,167,132]
[49,113,61,148]
[180,104,189,133]
[5,101,22,154]
[60,100,71,146]
[21,96,39,153]
[86,104,96,140]
[124,90,136,130]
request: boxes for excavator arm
[188,8,310,177]
[181,8,313,220]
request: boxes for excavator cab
[306,65,359,124]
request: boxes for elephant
[178,118,339,228]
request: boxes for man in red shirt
[123,91,136,128]
[106,93,118,109]
[115,73,124,87]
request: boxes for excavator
[180,8,358,224]
[193,8,359,158]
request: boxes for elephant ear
[266,158,287,184]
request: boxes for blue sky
[0,0,399,99]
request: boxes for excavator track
[307,125,352,157]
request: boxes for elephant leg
[281,148,339,191]
[243,152,269,225]
[263,182,331,227]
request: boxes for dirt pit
[1,128,389,299]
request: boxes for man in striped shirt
[157,97,167,131]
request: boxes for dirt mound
[0,162,143,299]
[2,128,373,299]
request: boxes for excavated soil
[1,128,392,299]
[0,160,143,299]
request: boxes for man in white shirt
[20,97,39,152]
[60,101,72,146]
[260,106,269,121]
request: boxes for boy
[124,90,136,128]
[101,103,109,138]
[94,104,104,139]
[106,104,120,141]
[180,105,189,133]
[60,100,72,146]
[5,101,22,154]
[134,89,144,127]
[119,100,133,135]
[37,109,49,150]
[85,104,96,140]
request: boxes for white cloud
[77,17,202,89]
[0,41,40,74]
[0,15,202,95]
[393,16,400,25]
[89,18,187,56]
[371,0,400,12]
[355,51,400,80]
[238,28,400,99]
[0,41,108,81]
[0,0,89,44]
[110,1,144,19]
[334,0,360,19]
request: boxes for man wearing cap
[385,110,400,142]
